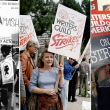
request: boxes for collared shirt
[64,61,75,80]
[79,61,90,74]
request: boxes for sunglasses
[69,58,75,61]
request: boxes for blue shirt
[29,67,63,93]
[64,61,75,80]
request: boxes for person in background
[91,64,110,110]
[20,62,26,109]
[79,57,90,97]
[61,58,79,110]
[12,47,19,95]
[20,40,38,110]
[29,48,64,109]
[88,59,91,80]
[68,59,79,102]
[0,45,14,110]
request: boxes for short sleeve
[29,68,39,92]
[53,67,58,75]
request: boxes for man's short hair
[82,57,86,61]
[26,40,38,50]
[1,45,11,56]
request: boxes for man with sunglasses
[68,58,79,102]
[61,58,79,110]
[92,64,110,110]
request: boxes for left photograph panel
[0,0,19,110]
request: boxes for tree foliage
[81,0,90,53]
[20,0,90,53]
[30,0,58,36]
[20,0,35,15]
[59,0,84,14]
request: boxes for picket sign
[19,15,39,50]
[48,4,86,60]
[91,0,98,11]
[1,55,14,84]
[91,69,97,96]
[48,4,86,92]
[78,38,91,64]
[91,11,110,69]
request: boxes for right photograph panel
[91,0,110,110]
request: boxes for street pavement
[67,88,90,110]
[0,89,90,110]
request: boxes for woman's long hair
[37,48,54,68]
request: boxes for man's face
[13,53,19,62]
[69,58,75,65]
[28,44,38,55]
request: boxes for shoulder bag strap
[37,68,39,87]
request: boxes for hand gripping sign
[19,15,39,50]
[48,4,86,92]
[48,4,86,60]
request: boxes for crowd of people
[0,45,19,110]
[0,39,91,110]
[19,40,91,110]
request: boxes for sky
[53,0,82,5]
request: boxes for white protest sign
[1,56,14,84]
[78,38,91,64]
[0,1,19,38]
[0,34,18,45]
[48,4,86,59]
[19,15,39,50]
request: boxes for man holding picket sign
[61,58,79,110]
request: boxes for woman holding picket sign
[29,48,64,110]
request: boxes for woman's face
[42,53,54,67]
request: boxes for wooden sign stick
[57,54,59,66]
[55,55,64,92]
[91,69,97,96]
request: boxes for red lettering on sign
[50,33,80,51]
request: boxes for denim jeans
[61,79,69,110]
[79,74,88,96]
[21,95,30,110]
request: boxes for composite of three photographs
[0,0,110,110]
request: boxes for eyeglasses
[34,47,38,50]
